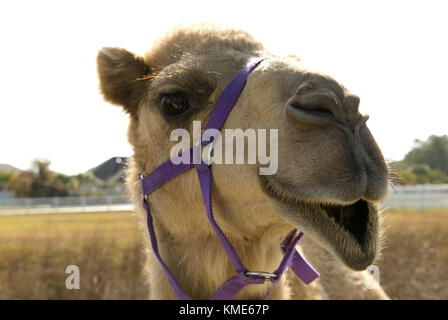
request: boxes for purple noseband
[139,57,319,300]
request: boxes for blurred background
[0,0,447,299]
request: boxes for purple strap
[196,163,246,272]
[291,250,320,285]
[211,272,265,300]
[139,57,319,300]
[202,58,267,138]
[142,199,192,300]
[141,149,194,196]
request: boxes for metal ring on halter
[138,174,148,203]
[138,174,149,203]
[245,271,278,281]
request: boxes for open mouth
[261,176,380,270]
[320,200,370,245]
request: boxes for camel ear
[97,47,150,115]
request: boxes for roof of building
[89,157,128,183]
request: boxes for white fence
[382,184,448,211]
[0,184,447,215]
[0,196,133,215]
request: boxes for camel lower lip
[281,197,371,249]
[285,198,377,270]
[261,176,379,270]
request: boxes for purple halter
[139,57,319,300]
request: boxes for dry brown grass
[0,211,149,299]
[377,210,448,299]
[0,209,447,299]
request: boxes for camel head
[97,25,388,274]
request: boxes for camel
[96,24,390,300]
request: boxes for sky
[0,0,447,175]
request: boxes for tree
[11,160,69,198]
[404,135,448,175]
[0,172,12,190]
[396,135,448,184]
[11,171,33,198]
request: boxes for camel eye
[160,93,190,116]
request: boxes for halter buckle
[138,174,149,203]
[245,271,278,281]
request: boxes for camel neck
[154,228,287,299]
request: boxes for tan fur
[97,24,390,300]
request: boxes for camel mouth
[261,177,379,270]
[319,200,370,246]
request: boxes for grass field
[0,209,447,299]
[377,210,448,299]
[0,211,149,299]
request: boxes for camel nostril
[286,94,339,126]
[285,86,346,126]
[290,102,334,117]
